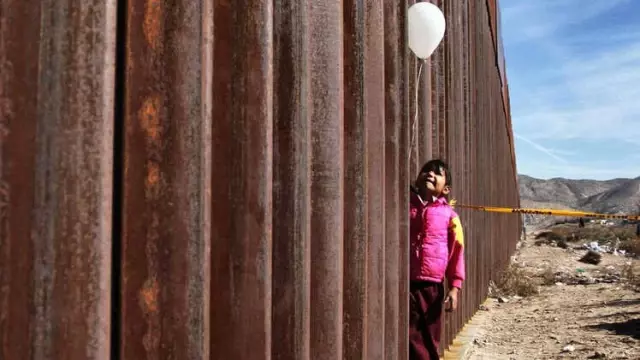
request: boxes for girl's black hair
[419,159,452,187]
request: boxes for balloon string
[409,60,425,163]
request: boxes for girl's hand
[444,287,459,312]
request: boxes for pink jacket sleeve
[446,213,466,289]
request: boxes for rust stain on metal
[139,278,159,314]
[145,162,160,187]
[139,95,162,142]
[143,0,164,50]
[121,0,212,358]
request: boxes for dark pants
[409,281,444,360]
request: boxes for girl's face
[416,166,450,198]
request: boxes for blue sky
[500,0,640,180]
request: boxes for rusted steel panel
[419,58,434,164]
[307,1,344,359]
[209,0,273,359]
[342,0,367,357]
[461,0,474,324]
[437,0,449,159]
[443,0,465,345]
[1,0,117,358]
[342,0,387,358]
[1,0,522,357]
[490,0,518,180]
[396,20,411,360]
[0,1,40,358]
[364,0,387,359]
[119,0,212,358]
[384,0,410,358]
[272,1,311,359]
[429,3,446,159]
[487,0,498,49]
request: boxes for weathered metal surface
[307,1,345,359]
[272,0,311,359]
[364,0,387,358]
[119,0,212,358]
[384,0,410,359]
[209,0,274,359]
[1,0,117,359]
[342,0,369,358]
[0,1,40,358]
[2,0,520,358]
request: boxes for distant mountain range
[518,174,640,229]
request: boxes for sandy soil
[465,236,640,360]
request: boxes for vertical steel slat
[407,1,418,176]
[343,0,368,358]
[471,0,479,318]
[364,0,388,358]
[210,0,274,358]
[0,1,40,358]
[451,0,464,347]
[383,0,409,358]
[41,1,117,357]
[272,0,311,359]
[409,55,418,175]
[307,1,344,359]
[406,0,418,177]
[119,0,212,358]
[457,0,467,324]
[400,0,411,357]
[461,0,472,323]
[420,58,433,163]
[430,2,444,158]
[435,0,447,159]
[1,1,117,358]
[443,0,454,343]
[418,3,433,169]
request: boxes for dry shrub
[573,227,616,243]
[539,267,558,286]
[535,231,565,242]
[544,225,636,246]
[612,226,636,242]
[622,262,640,291]
[534,231,566,246]
[493,264,539,297]
[620,239,640,256]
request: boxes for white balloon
[408,2,446,59]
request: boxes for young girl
[409,159,465,360]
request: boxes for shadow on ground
[582,298,640,309]
[581,311,640,321]
[586,317,640,339]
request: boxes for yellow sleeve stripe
[450,216,464,247]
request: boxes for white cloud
[502,0,640,179]
[518,160,640,180]
[502,0,632,45]
[504,2,640,142]
[514,133,567,163]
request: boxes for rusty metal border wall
[1,0,520,358]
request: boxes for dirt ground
[465,234,640,360]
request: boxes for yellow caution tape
[451,202,640,221]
